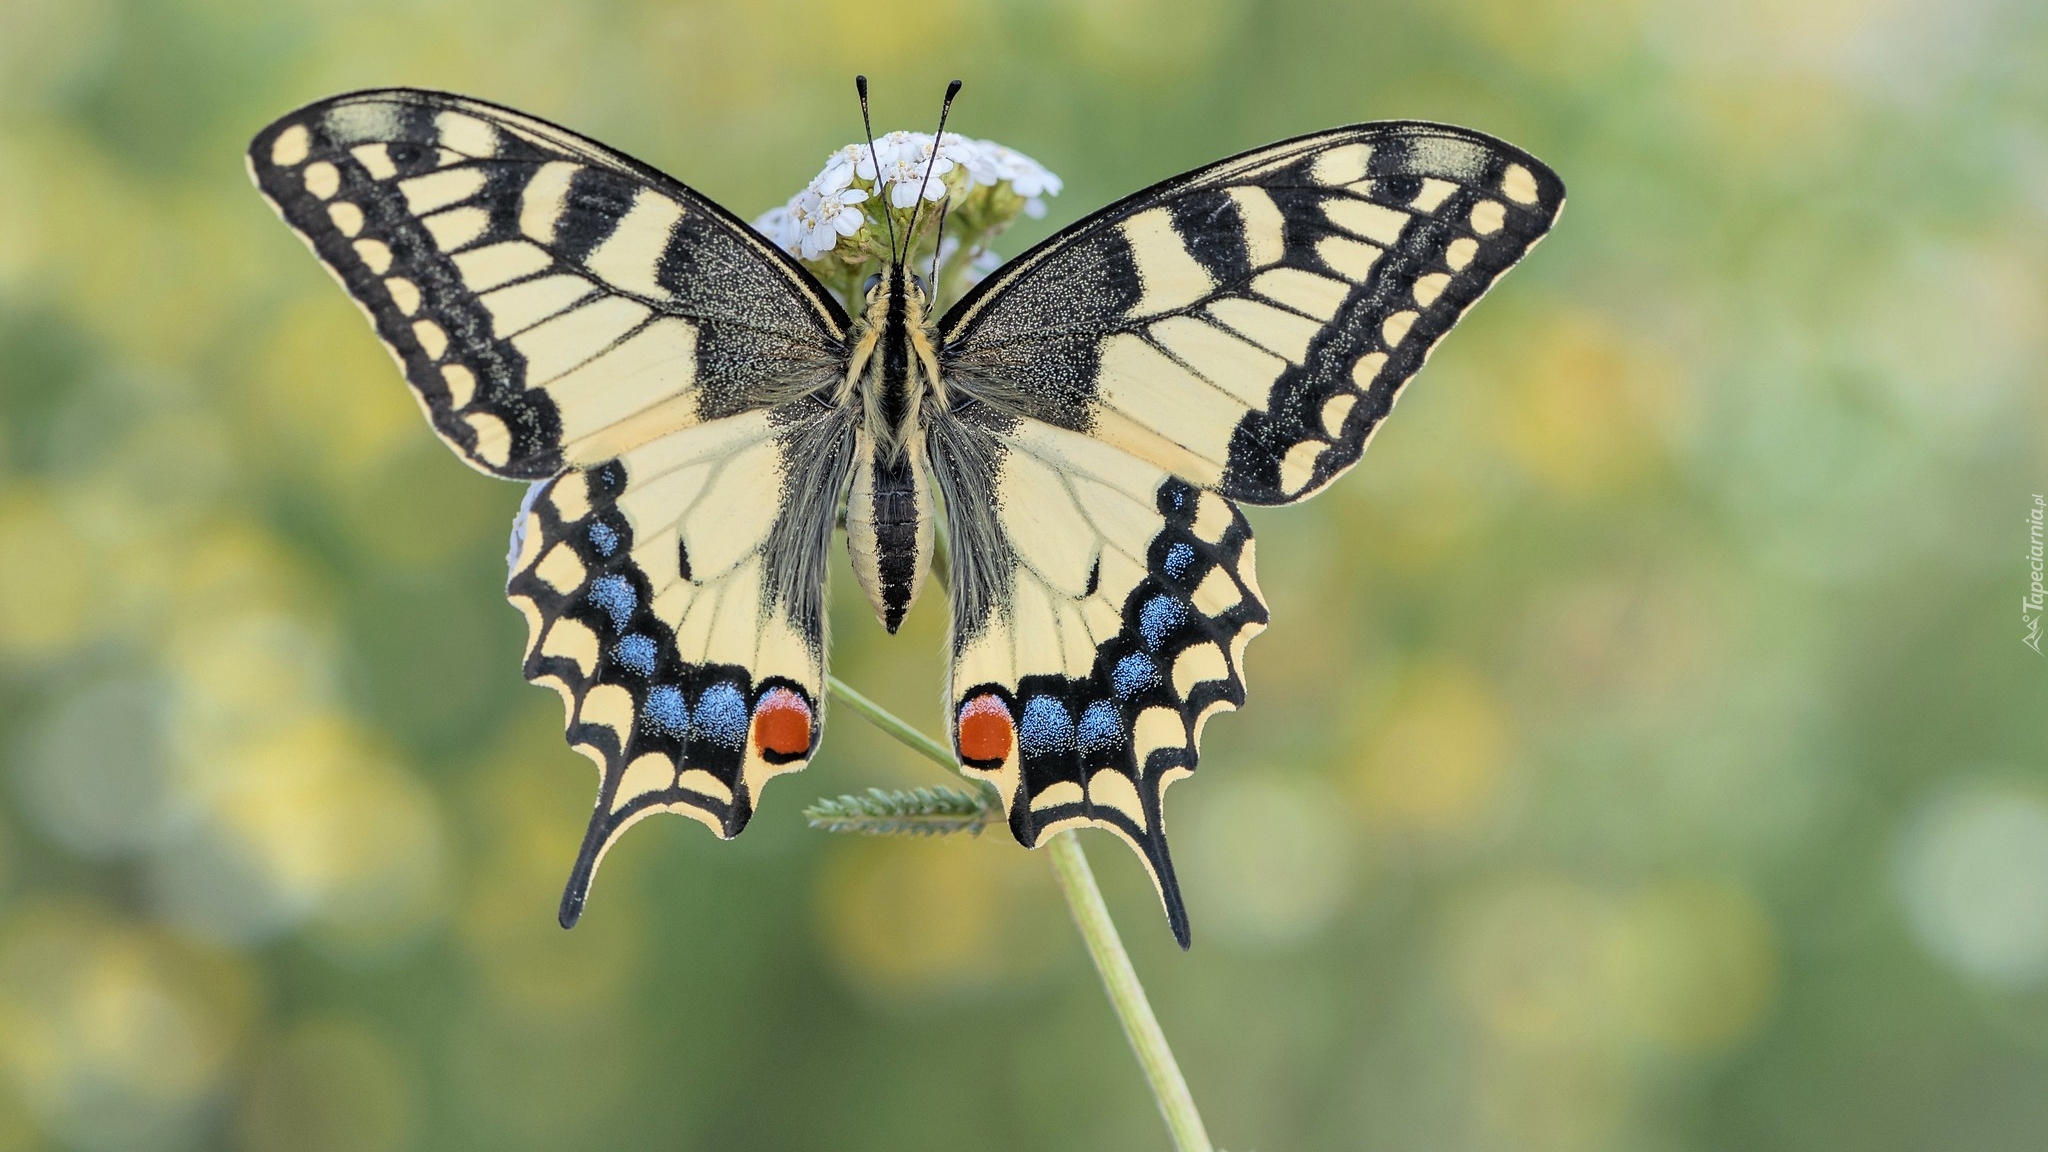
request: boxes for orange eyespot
[751,688,813,759]
[956,694,1014,764]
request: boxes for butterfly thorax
[843,264,941,634]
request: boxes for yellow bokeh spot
[164,607,334,785]
[1440,875,1625,1047]
[1353,661,1514,838]
[249,296,422,488]
[1442,874,1778,1059]
[200,714,446,952]
[1615,878,1778,1052]
[825,0,979,67]
[15,124,251,364]
[1716,0,1911,53]
[234,1018,416,1152]
[151,525,335,793]
[818,832,1057,1001]
[1492,312,1680,498]
[1449,0,1650,79]
[0,134,45,295]
[0,902,254,1136]
[163,520,313,625]
[1059,0,1241,75]
[1678,72,1859,171]
[0,488,95,659]
[1660,0,1898,166]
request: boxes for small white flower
[987,144,1061,199]
[789,182,869,260]
[841,133,907,186]
[860,130,954,209]
[756,147,879,258]
[939,132,1000,188]
[984,143,1061,217]
[819,144,865,192]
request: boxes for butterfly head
[858,266,933,325]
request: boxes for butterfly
[248,85,1562,947]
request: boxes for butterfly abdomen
[845,432,936,633]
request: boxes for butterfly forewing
[931,122,1562,944]
[940,121,1564,505]
[247,89,847,478]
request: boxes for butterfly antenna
[904,79,963,257]
[855,75,897,261]
[928,199,949,292]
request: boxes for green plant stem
[1045,831,1213,1152]
[825,675,1214,1152]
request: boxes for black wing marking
[940,121,1563,505]
[248,88,848,479]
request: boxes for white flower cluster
[941,134,1063,214]
[754,130,1062,261]
[751,185,868,261]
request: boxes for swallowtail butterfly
[248,86,1563,946]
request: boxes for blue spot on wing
[643,685,688,737]
[587,574,637,632]
[1112,654,1159,698]
[1138,596,1187,650]
[1163,543,1196,581]
[1078,701,1122,755]
[588,521,619,557]
[612,634,656,676]
[692,683,749,750]
[1018,696,1075,756]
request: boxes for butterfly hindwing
[931,412,1268,946]
[248,88,847,480]
[507,402,855,925]
[941,121,1564,506]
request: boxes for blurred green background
[1,0,2044,1148]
